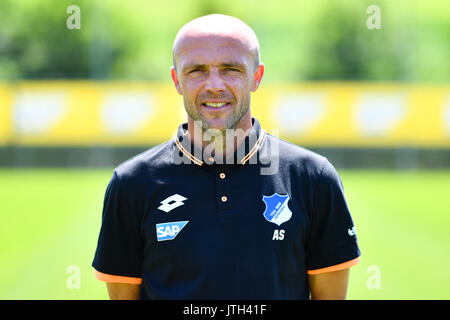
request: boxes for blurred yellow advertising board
[0,81,449,147]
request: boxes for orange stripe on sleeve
[307,256,360,275]
[94,269,143,284]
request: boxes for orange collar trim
[173,130,266,166]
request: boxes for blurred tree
[0,0,90,79]
[0,0,448,82]
[300,1,405,81]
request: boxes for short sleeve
[92,171,143,284]
[306,160,361,274]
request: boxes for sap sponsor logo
[156,221,189,241]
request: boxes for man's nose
[204,68,226,94]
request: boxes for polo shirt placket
[174,119,265,223]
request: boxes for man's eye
[187,69,202,74]
[226,67,240,72]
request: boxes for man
[92,14,360,300]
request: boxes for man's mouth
[202,102,231,109]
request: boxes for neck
[187,110,252,157]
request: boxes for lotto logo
[156,221,189,241]
[158,194,187,213]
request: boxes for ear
[251,63,265,92]
[171,66,183,95]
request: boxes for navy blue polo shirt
[92,117,361,299]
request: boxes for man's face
[172,34,261,132]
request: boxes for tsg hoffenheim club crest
[262,193,292,226]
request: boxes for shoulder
[112,140,174,185]
[263,133,344,189]
[264,132,329,175]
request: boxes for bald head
[172,14,260,72]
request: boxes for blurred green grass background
[0,168,449,299]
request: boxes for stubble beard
[184,94,250,134]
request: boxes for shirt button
[221,196,228,202]
[219,172,226,179]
